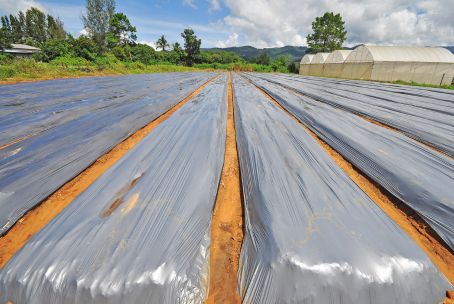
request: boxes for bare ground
[206,73,244,304]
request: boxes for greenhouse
[309,52,330,76]
[323,50,352,77]
[299,54,314,75]
[340,45,454,85]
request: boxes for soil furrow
[0,74,220,269]
[206,73,243,304]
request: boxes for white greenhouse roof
[325,50,352,63]
[345,45,454,63]
[311,52,331,64]
[300,54,314,64]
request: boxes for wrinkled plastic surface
[0,72,216,234]
[0,75,228,304]
[245,73,454,250]
[0,73,214,147]
[250,73,454,156]
[233,75,451,304]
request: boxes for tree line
[1,0,342,73]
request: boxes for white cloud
[78,29,88,37]
[215,32,239,47]
[0,0,45,13]
[217,0,454,47]
[183,0,197,9]
[139,41,157,49]
[209,0,221,12]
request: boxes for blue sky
[0,0,235,48]
[1,0,453,48]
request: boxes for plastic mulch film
[233,74,451,304]
[0,73,214,147]
[0,75,228,304]
[251,73,454,157]
[276,73,454,106]
[245,74,454,251]
[0,72,216,234]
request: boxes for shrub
[0,53,13,64]
[0,66,16,79]
[50,56,89,68]
[112,45,131,61]
[94,54,119,69]
[71,35,100,61]
[34,39,73,62]
[130,44,157,65]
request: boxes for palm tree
[156,35,169,51]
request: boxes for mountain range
[203,45,454,62]
[202,46,307,61]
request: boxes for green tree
[156,35,169,51]
[130,43,157,64]
[18,11,26,41]
[34,38,72,62]
[71,35,100,60]
[0,16,12,48]
[107,12,136,48]
[287,61,299,73]
[181,28,201,66]
[9,15,24,43]
[306,12,347,53]
[170,42,185,63]
[254,52,271,65]
[82,0,115,52]
[47,15,66,40]
[0,24,10,50]
[271,55,290,72]
[25,7,47,44]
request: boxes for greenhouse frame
[300,45,454,85]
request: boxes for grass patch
[392,80,454,90]
[0,57,283,84]
[0,57,209,83]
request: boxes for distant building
[1,44,41,58]
[300,45,454,86]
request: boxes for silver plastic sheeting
[0,75,228,304]
[0,72,216,234]
[233,75,451,304]
[0,73,212,147]
[251,73,454,157]
[277,73,454,109]
[245,73,454,250]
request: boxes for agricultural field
[0,72,453,303]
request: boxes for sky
[1,0,453,48]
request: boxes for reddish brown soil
[206,73,243,304]
[0,75,219,269]
[247,77,454,288]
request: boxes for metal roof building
[1,44,41,57]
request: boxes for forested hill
[204,45,454,60]
[203,46,307,61]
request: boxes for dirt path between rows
[245,75,453,300]
[0,74,219,269]
[206,73,243,304]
